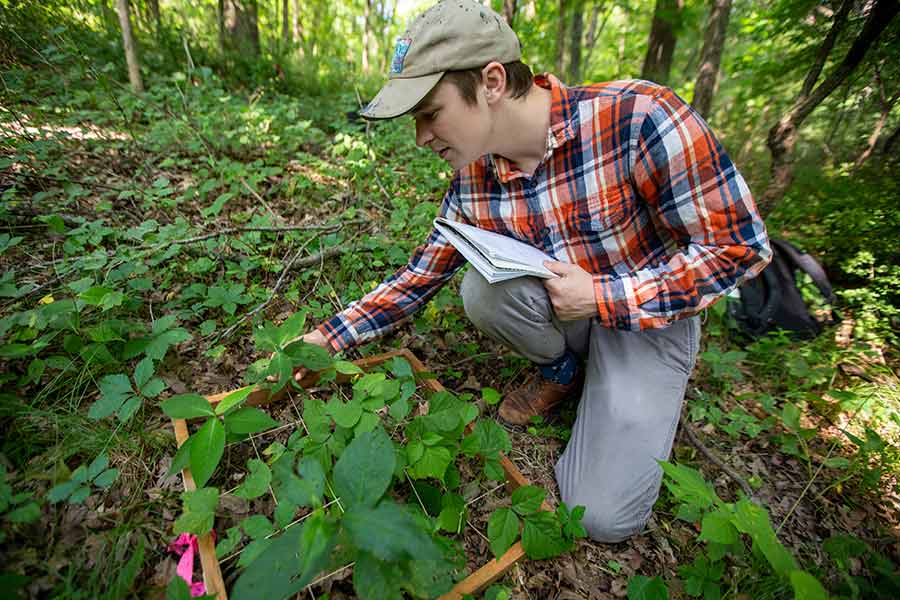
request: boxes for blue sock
[539,351,578,385]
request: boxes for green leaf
[287,341,332,371]
[790,571,828,600]
[144,327,190,361]
[388,356,413,379]
[161,394,215,419]
[166,575,192,600]
[174,487,219,535]
[487,507,520,558]
[698,509,739,545]
[190,418,226,488]
[88,374,134,420]
[47,480,78,503]
[658,461,719,511]
[731,499,797,577]
[343,501,442,561]
[334,360,363,375]
[272,455,325,508]
[69,485,91,504]
[437,493,467,533]
[408,445,453,481]
[215,527,243,560]
[240,515,274,539]
[511,485,545,516]
[333,428,395,508]
[168,437,193,476]
[85,453,109,480]
[484,457,505,481]
[7,502,41,523]
[79,286,115,306]
[133,357,154,390]
[140,378,166,398]
[521,511,570,560]
[233,459,271,500]
[214,387,255,415]
[224,407,278,434]
[467,419,512,458]
[352,551,406,600]
[482,387,501,405]
[781,403,801,432]
[230,525,306,600]
[626,575,669,600]
[296,510,337,589]
[93,469,118,488]
[327,397,362,429]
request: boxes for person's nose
[415,118,434,148]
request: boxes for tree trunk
[641,0,682,84]
[691,0,732,118]
[292,0,305,57]
[220,0,260,56]
[568,0,584,82]
[760,0,899,214]
[556,0,567,75]
[362,0,371,73]
[503,0,518,27]
[853,67,900,170]
[282,0,290,47]
[147,0,161,39]
[115,0,144,94]
[582,2,613,75]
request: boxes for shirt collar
[490,73,577,184]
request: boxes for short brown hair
[441,61,534,106]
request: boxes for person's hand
[542,260,598,321]
[267,330,333,383]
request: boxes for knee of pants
[560,487,652,544]
[460,269,492,330]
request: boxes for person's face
[412,80,492,170]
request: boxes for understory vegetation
[1,1,898,599]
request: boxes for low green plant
[47,452,119,504]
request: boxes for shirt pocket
[573,185,632,233]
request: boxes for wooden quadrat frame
[170,349,549,600]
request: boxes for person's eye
[426,111,438,121]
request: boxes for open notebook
[433,217,556,283]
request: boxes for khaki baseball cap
[360,0,522,120]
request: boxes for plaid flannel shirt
[320,74,771,351]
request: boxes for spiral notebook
[433,217,556,284]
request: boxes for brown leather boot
[498,371,583,426]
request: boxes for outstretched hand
[542,260,598,321]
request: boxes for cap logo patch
[390,38,412,74]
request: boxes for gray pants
[460,270,700,543]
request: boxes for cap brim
[359,72,444,120]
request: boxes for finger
[543,260,575,276]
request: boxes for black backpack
[728,239,838,339]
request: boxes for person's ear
[481,62,507,104]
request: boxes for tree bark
[691,0,732,118]
[582,2,613,75]
[568,0,585,82]
[760,0,899,214]
[362,0,371,73]
[641,0,682,84]
[115,0,144,94]
[556,0,568,75]
[503,0,518,27]
[282,0,290,47]
[147,0,161,39]
[854,66,900,170]
[220,0,260,56]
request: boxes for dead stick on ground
[681,421,756,500]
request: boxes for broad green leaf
[658,461,719,511]
[144,327,190,361]
[85,453,109,480]
[78,286,115,306]
[47,480,78,503]
[140,378,166,398]
[790,571,828,600]
[781,403,801,432]
[133,357,154,390]
[166,576,192,600]
[343,501,442,561]
[327,397,362,429]
[168,436,194,476]
[215,527,243,560]
[698,509,739,545]
[174,487,219,535]
[190,418,226,488]
[487,508,520,558]
[161,394,215,419]
[69,485,91,504]
[240,514,274,539]
[233,459,271,500]
[731,499,797,577]
[482,387,501,405]
[277,312,308,345]
[334,360,363,375]
[224,407,278,434]
[626,575,669,600]
[511,485,545,516]
[333,428,395,508]
[296,510,337,589]
[237,538,274,568]
[352,551,405,600]
[388,356,413,379]
[7,502,41,523]
[214,387,255,415]
[437,493,467,533]
[272,455,325,508]
[468,419,512,458]
[117,395,142,422]
[354,411,380,434]
[484,457,505,481]
[521,511,570,560]
[93,469,118,488]
[389,397,411,421]
[89,374,134,420]
[230,525,306,600]
[408,445,453,481]
[288,342,332,371]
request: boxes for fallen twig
[680,420,756,500]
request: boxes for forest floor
[1,70,899,599]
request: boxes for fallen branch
[680,421,756,500]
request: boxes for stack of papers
[433,217,556,283]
